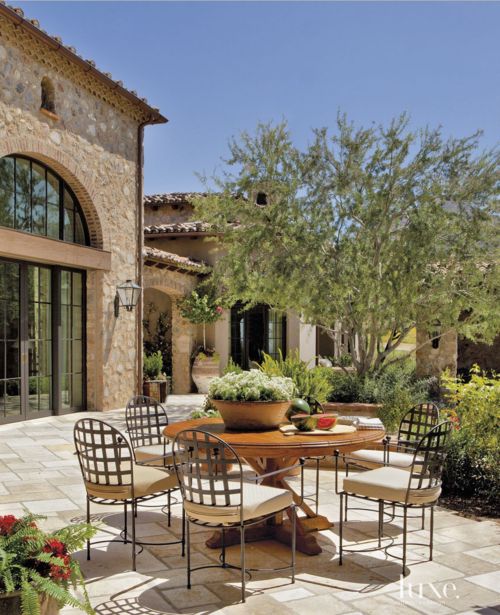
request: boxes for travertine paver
[0,394,499,615]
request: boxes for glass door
[0,258,85,423]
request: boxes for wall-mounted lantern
[114,279,141,317]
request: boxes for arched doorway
[0,155,90,422]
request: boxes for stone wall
[415,327,458,379]
[0,18,143,410]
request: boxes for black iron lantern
[115,279,141,317]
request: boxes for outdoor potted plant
[0,512,96,615]
[208,370,296,430]
[143,351,169,403]
[178,290,224,393]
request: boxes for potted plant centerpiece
[143,351,169,403]
[178,290,224,393]
[208,370,296,430]
[0,513,96,615]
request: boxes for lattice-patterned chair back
[406,420,452,498]
[126,395,169,449]
[397,402,440,453]
[74,418,133,488]
[172,429,243,509]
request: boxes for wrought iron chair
[74,418,184,571]
[125,395,178,525]
[335,420,452,575]
[172,428,298,603]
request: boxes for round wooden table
[164,417,384,555]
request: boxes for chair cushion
[183,482,293,525]
[134,442,174,466]
[342,466,441,505]
[349,449,420,470]
[85,463,178,501]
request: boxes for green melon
[286,398,311,420]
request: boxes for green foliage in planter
[143,351,165,382]
[143,302,172,377]
[441,366,500,510]
[190,397,221,419]
[259,350,331,404]
[327,362,435,431]
[223,358,243,375]
[0,513,96,615]
[209,370,296,402]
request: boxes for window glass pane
[6,342,19,377]
[0,156,15,228]
[72,307,82,339]
[38,376,51,411]
[4,379,21,416]
[39,268,51,303]
[74,212,86,245]
[47,171,59,205]
[63,207,74,242]
[72,341,82,373]
[31,163,46,236]
[47,202,59,239]
[15,158,31,232]
[72,273,82,306]
[0,342,4,379]
[61,271,71,306]
[61,373,70,410]
[72,373,83,408]
[39,304,51,341]
[5,301,19,341]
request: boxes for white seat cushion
[342,466,441,505]
[134,442,174,466]
[184,481,293,525]
[85,463,178,500]
[349,449,420,470]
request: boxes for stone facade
[0,8,165,412]
[415,327,458,379]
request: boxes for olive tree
[195,115,499,375]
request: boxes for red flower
[0,515,18,536]
[215,306,223,314]
[49,563,72,581]
[44,539,67,556]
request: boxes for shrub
[259,350,331,403]
[208,370,296,401]
[441,366,500,512]
[223,358,243,375]
[143,351,164,381]
[327,361,435,431]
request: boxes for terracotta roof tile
[143,246,210,275]
[144,221,211,235]
[144,193,208,208]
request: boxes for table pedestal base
[205,519,323,556]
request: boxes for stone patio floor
[0,394,499,615]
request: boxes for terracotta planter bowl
[209,399,291,431]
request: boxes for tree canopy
[194,115,499,375]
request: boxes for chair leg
[186,518,191,589]
[315,458,320,515]
[240,524,246,603]
[167,490,172,527]
[291,505,296,583]
[123,502,128,544]
[345,493,348,522]
[181,507,186,557]
[421,507,425,530]
[339,492,343,566]
[221,528,226,567]
[429,506,434,561]
[378,500,383,548]
[132,500,137,572]
[86,497,91,561]
[402,505,407,576]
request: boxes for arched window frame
[0,155,90,246]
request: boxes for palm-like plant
[0,513,96,615]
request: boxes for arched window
[0,155,89,245]
[256,192,268,206]
[40,77,56,114]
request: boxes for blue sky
[17,1,500,194]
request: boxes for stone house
[0,4,166,423]
[143,193,342,394]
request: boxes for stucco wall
[0,19,143,410]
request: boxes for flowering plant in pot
[208,370,296,430]
[178,289,224,393]
[0,513,96,615]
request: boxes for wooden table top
[164,417,384,458]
